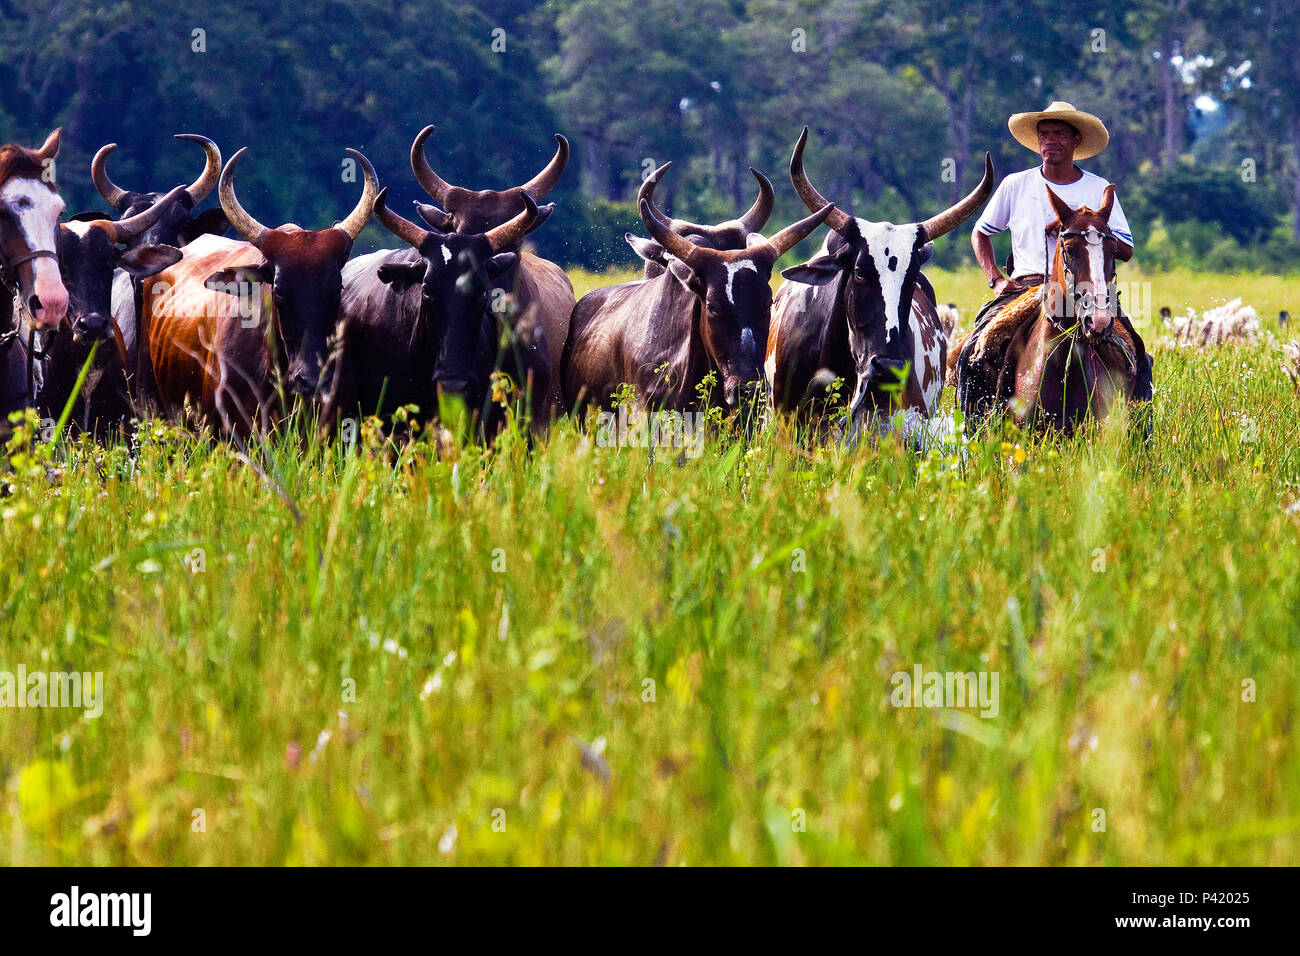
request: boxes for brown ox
[406,126,574,417]
[562,162,833,419]
[91,134,231,397]
[950,185,1152,434]
[339,191,548,437]
[138,147,377,436]
[766,128,993,441]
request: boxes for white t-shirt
[975,166,1133,279]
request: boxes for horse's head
[1044,184,1117,337]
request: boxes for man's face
[1037,120,1081,163]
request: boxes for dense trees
[0,0,1295,267]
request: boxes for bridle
[1039,222,1136,395]
[2,245,131,406]
[0,246,60,329]
[1,248,61,402]
[1,246,60,283]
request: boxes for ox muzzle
[71,312,113,345]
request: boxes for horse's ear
[1097,184,1116,221]
[1044,185,1074,227]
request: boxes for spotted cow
[767,127,994,439]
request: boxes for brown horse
[951,184,1151,435]
[2,129,70,420]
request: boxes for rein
[2,247,62,400]
[3,247,133,407]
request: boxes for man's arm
[1107,187,1134,262]
[972,230,1021,296]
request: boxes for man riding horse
[952,102,1152,433]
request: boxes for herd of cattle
[0,124,1145,448]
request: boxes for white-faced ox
[562,162,833,420]
[38,185,190,435]
[767,128,994,439]
[339,188,549,437]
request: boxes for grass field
[2,268,1298,865]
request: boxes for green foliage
[1128,162,1277,245]
[2,0,1300,264]
[2,272,1299,863]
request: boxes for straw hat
[1008,101,1109,160]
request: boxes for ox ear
[486,252,519,278]
[192,207,232,239]
[118,244,183,278]
[625,233,666,265]
[915,241,934,266]
[414,202,456,232]
[377,260,428,288]
[666,258,704,296]
[205,263,271,292]
[525,202,555,235]
[781,253,842,286]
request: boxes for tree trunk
[1160,26,1181,167]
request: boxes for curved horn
[218,147,270,249]
[174,133,222,205]
[789,126,852,234]
[738,167,775,234]
[485,193,539,251]
[920,152,995,241]
[374,187,430,249]
[765,202,835,258]
[521,133,569,199]
[640,195,701,266]
[102,184,190,244]
[637,161,672,211]
[410,125,456,204]
[91,142,129,208]
[636,162,709,236]
[336,148,379,240]
[36,127,61,162]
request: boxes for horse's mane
[946,283,1143,388]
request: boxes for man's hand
[973,230,1023,297]
[992,276,1024,297]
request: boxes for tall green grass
[1,274,1297,865]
